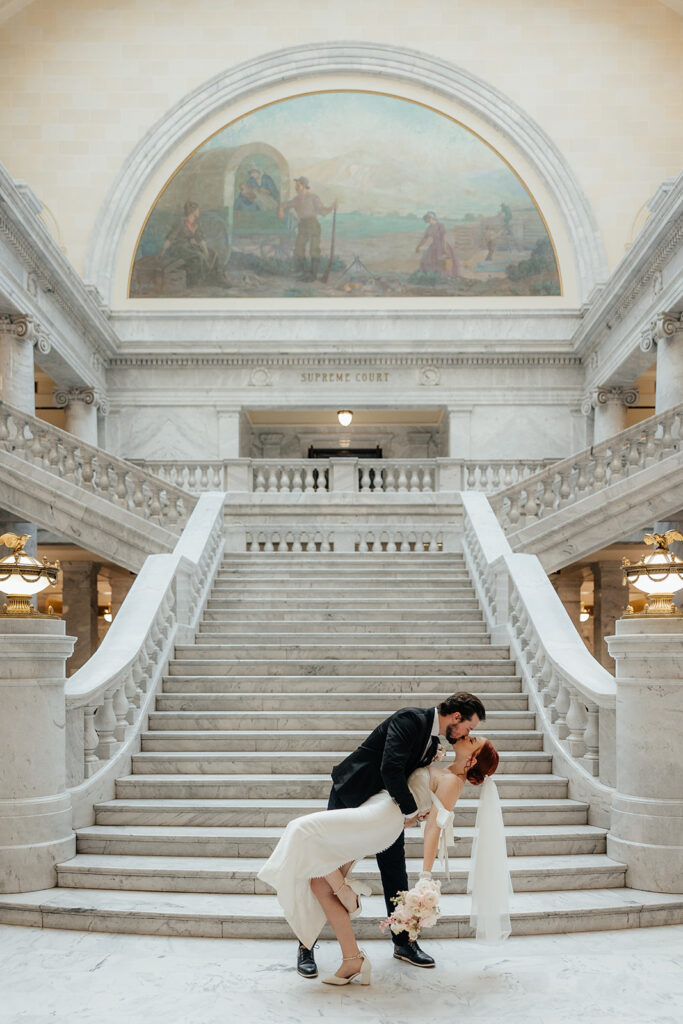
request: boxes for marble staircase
[4,552,683,937]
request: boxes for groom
[296,691,486,977]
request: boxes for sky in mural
[130,91,560,299]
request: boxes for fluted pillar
[591,560,629,669]
[61,560,100,673]
[54,386,107,446]
[641,313,683,414]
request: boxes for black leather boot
[297,943,318,978]
[393,940,436,968]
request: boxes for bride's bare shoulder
[428,765,465,793]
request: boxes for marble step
[154,691,529,712]
[215,574,474,584]
[5,887,680,938]
[221,555,465,565]
[198,621,488,635]
[146,710,534,732]
[161,674,524,694]
[131,749,550,774]
[115,773,568,801]
[55,853,625,895]
[195,631,492,645]
[206,597,481,610]
[202,607,484,622]
[93,797,590,828]
[74,823,608,859]
[139,729,542,753]
[175,642,504,660]
[210,585,477,598]
[167,658,518,677]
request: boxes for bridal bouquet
[380,877,442,941]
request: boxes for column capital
[0,314,51,354]
[640,311,683,353]
[53,385,109,416]
[581,385,638,415]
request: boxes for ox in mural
[129,91,560,299]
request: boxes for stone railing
[0,401,195,531]
[135,456,555,496]
[461,490,616,824]
[490,404,682,532]
[244,525,444,553]
[65,492,224,826]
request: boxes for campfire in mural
[130,91,560,299]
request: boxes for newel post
[606,618,683,892]
[0,618,76,892]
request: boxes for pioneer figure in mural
[159,200,228,287]
[278,176,338,281]
[246,166,280,208]
[415,212,459,278]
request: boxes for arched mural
[129,91,560,299]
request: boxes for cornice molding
[109,352,581,370]
[85,41,607,304]
[0,161,118,361]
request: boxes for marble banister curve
[84,41,607,304]
[461,490,616,826]
[65,491,225,827]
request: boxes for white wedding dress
[257,767,436,949]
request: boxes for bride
[258,734,509,986]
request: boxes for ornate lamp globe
[0,533,60,617]
[337,409,353,427]
[622,530,683,618]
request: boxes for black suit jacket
[330,706,435,817]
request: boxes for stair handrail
[461,490,616,824]
[65,491,225,827]
[0,400,197,532]
[490,403,683,531]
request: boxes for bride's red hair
[466,740,499,786]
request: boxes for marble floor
[1,925,682,1024]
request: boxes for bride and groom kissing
[258,690,509,986]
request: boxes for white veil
[467,776,513,942]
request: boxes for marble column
[0,314,41,414]
[0,618,76,892]
[217,408,244,458]
[592,560,629,669]
[61,561,100,673]
[551,566,583,632]
[106,567,134,618]
[53,386,106,446]
[587,387,638,444]
[446,407,472,460]
[642,313,683,414]
[606,617,683,892]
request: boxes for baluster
[281,467,292,493]
[304,466,315,493]
[29,427,45,467]
[507,493,521,526]
[383,467,396,493]
[291,467,303,493]
[546,670,560,721]
[394,466,406,493]
[591,450,606,493]
[489,464,501,491]
[408,468,420,492]
[132,659,146,707]
[574,458,589,499]
[465,464,476,488]
[358,534,369,553]
[422,466,434,492]
[642,425,658,467]
[583,701,600,776]
[148,486,162,523]
[626,438,642,474]
[266,465,279,492]
[500,464,512,488]
[112,681,129,741]
[94,691,118,760]
[254,467,266,492]
[566,692,587,758]
[264,533,274,553]
[83,706,100,778]
[321,533,331,553]
[659,412,674,453]
[358,466,368,491]
[554,680,570,740]
[0,411,10,444]
[421,532,431,552]
[557,469,571,508]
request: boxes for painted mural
[129,91,561,299]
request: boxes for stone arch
[85,41,607,303]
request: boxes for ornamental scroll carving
[53,386,109,415]
[640,311,683,353]
[581,386,638,415]
[0,314,51,354]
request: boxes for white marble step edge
[1,888,681,938]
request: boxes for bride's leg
[323,862,358,914]
[310,875,364,980]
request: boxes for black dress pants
[327,787,410,947]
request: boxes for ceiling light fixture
[337,409,353,427]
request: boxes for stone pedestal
[0,618,76,892]
[606,617,683,892]
[592,560,629,669]
[217,409,244,458]
[61,561,100,673]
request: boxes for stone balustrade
[491,403,683,532]
[243,525,443,553]
[462,490,616,824]
[135,456,555,496]
[0,400,195,531]
[65,492,224,825]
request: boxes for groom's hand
[403,813,419,828]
